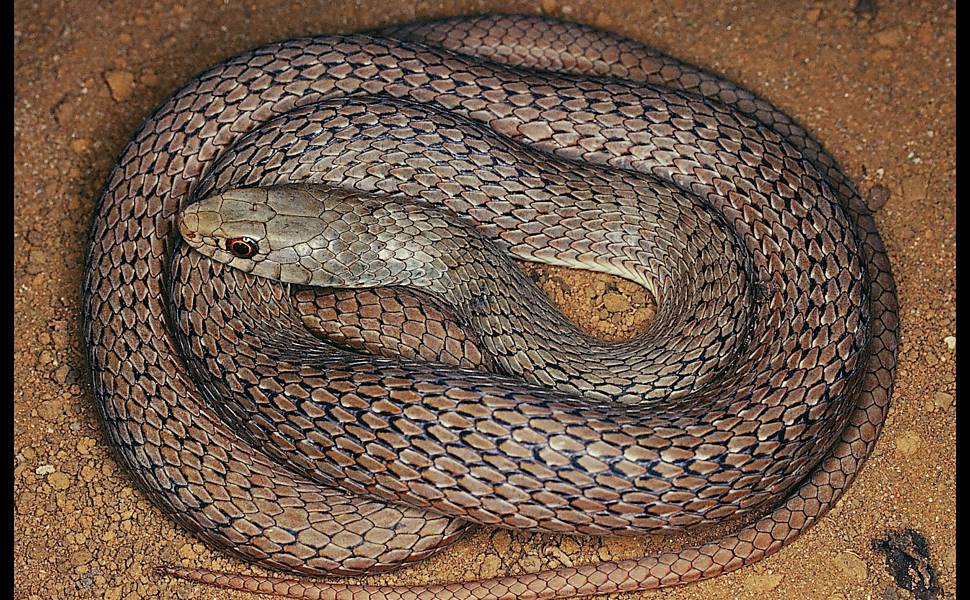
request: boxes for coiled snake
[82,14,898,599]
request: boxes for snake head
[180,186,352,285]
[178,185,433,288]
[178,187,279,276]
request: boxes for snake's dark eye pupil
[227,237,258,259]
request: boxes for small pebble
[895,431,921,455]
[836,551,869,582]
[77,437,97,454]
[594,12,613,28]
[70,549,93,567]
[178,543,197,560]
[35,464,55,476]
[546,546,573,567]
[80,465,99,482]
[479,554,502,577]
[53,364,75,385]
[69,138,91,154]
[602,292,631,313]
[519,555,542,572]
[875,26,904,47]
[867,184,891,210]
[943,336,955,350]
[48,472,71,490]
[102,69,135,102]
[37,398,66,422]
[932,392,953,410]
[491,530,512,555]
[560,537,580,554]
[746,571,784,592]
[806,8,822,24]
[26,248,51,275]
[872,48,894,62]
[104,586,123,600]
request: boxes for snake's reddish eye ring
[226,237,259,259]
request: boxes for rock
[560,537,580,554]
[806,7,822,24]
[546,546,573,567]
[48,471,71,490]
[69,138,91,154]
[873,529,942,600]
[37,398,66,422]
[943,336,955,350]
[52,364,75,385]
[26,248,51,275]
[746,571,784,592]
[76,437,97,454]
[80,465,99,482]
[491,530,512,555]
[872,48,894,62]
[519,555,542,572]
[479,554,502,578]
[602,292,631,313]
[867,184,891,210]
[932,392,953,410]
[104,586,123,600]
[594,12,613,29]
[894,431,921,455]
[35,464,55,476]
[178,543,197,560]
[70,549,93,567]
[102,70,135,102]
[836,551,869,582]
[875,26,904,47]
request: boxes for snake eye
[226,237,259,259]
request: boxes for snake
[81,13,898,600]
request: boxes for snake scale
[81,14,898,599]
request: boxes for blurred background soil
[14,1,955,599]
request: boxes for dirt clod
[873,529,942,600]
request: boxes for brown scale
[83,13,898,600]
[295,287,493,371]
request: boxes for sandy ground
[13,1,955,599]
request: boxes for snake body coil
[82,14,898,599]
